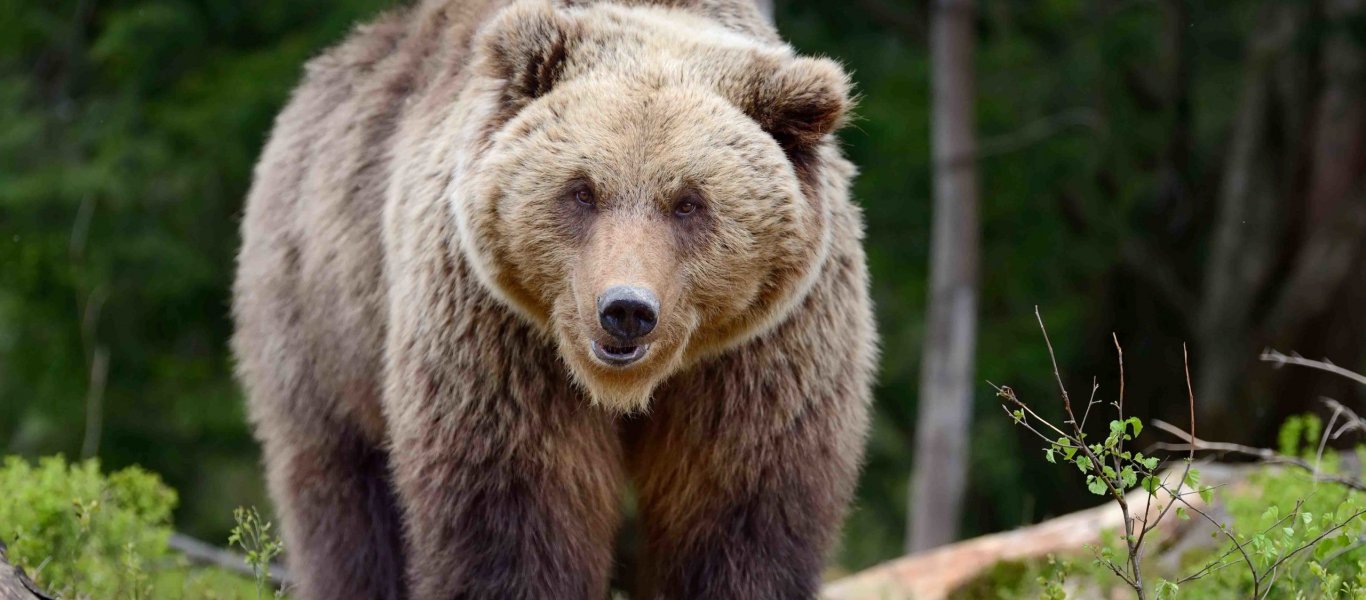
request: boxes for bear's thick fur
[231,0,875,598]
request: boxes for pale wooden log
[827,465,1243,600]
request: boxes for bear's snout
[597,285,658,341]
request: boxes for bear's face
[450,1,851,412]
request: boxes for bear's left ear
[746,57,852,153]
[479,3,573,111]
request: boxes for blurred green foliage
[1,456,174,593]
[0,0,1354,576]
[2,0,394,553]
[0,455,264,598]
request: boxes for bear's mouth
[591,340,649,367]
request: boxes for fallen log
[823,464,1246,600]
[0,542,53,600]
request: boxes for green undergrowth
[6,416,1365,599]
[0,455,281,599]
[956,415,1366,599]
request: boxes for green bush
[1197,419,1366,598]
[980,415,1366,599]
[1,455,174,596]
[0,455,269,599]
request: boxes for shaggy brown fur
[231,1,875,598]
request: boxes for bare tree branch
[1150,419,1366,492]
[1260,348,1366,387]
[168,533,290,587]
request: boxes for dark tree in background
[1188,0,1366,440]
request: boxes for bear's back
[233,0,516,441]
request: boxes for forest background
[2,0,1364,574]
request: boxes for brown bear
[231,0,875,598]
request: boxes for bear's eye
[673,195,702,217]
[566,180,596,209]
[573,186,595,207]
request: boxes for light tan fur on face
[451,1,851,411]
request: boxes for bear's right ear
[478,3,573,111]
[745,57,852,155]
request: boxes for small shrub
[0,455,175,596]
[996,311,1366,599]
[0,455,272,599]
[228,506,284,600]
[1200,431,1366,598]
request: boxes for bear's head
[450,0,852,412]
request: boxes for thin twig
[977,109,1105,160]
[1260,349,1366,386]
[1079,377,1101,432]
[1150,421,1366,492]
[1136,345,1197,555]
[1036,312,1144,597]
[993,383,1074,442]
[1323,397,1366,439]
[1175,558,1239,585]
[998,403,1057,445]
[1171,502,1283,587]
[1170,495,1260,594]
[1266,507,1366,573]
[1260,507,1366,587]
[1085,544,1139,588]
[1035,306,1074,418]
[1314,405,1341,479]
[1320,536,1366,566]
[1114,334,1125,429]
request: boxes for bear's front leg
[385,326,623,598]
[626,252,875,600]
[383,252,622,600]
[626,372,868,599]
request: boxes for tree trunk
[907,0,980,553]
[1194,2,1311,432]
[1193,0,1366,436]
[1263,0,1366,432]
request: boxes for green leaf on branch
[1087,476,1107,495]
[1142,475,1158,495]
[1076,455,1092,473]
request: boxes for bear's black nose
[597,285,659,341]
